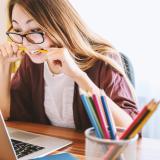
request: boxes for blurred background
[0,0,160,138]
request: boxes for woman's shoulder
[85,59,123,88]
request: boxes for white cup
[85,127,138,160]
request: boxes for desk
[6,121,160,160]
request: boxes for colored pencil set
[80,89,117,139]
[80,88,159,159]
[103,99,159,160]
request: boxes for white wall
[0,0,8,42]
[70,0,160,138]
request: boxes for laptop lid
[0,111,17,160]
[0,111,72,160]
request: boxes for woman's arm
[45,47,136,128]
[72,71,133,128]
[0,62,11,119]
[0,42,22,119]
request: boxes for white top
[43,62,75,128]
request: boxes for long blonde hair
[8,0,136,101]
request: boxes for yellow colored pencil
[18,46,48,53]
[129,101,159,139]
[18,46,27,52]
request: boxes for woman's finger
[4,42,13,57]
[11,42,19,54]
[0,45,8,58]
[45,47,64,60]
[17,50,24,59]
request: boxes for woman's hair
[8,0,136,101]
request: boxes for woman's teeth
[30,49,48,55]
[30,50,39,54]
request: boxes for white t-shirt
[43,62,75,128]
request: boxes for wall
[0,0,8,42]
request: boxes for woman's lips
[30,51,43,57]
[29,52,45,61]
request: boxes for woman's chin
[30,58,45,64]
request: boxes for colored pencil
[128,101,159,139]
[18,46,48,54]
[120,100,156,139]
[100,90,117,139]
[87,96,104,138]
[92,94,110,139]
[79,89,103,138]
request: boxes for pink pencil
[92,94,110,139]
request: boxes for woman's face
[11,4,53,63]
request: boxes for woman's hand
[0,42,23,67]
[46,47,84,78]
[46,47,100,93]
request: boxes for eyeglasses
[6,31,45,44]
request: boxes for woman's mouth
[30,51,43,57]
[28,50,46,63]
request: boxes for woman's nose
[22,37,30,46]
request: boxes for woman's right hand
[0,42,23,119]
[0,42,23,66]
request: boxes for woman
[0,0,138,131]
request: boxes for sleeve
[9,55,33,122]
[100,64,138,119]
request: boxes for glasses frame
[6,26,45,44]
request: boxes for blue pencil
[101,90,126,160]
[80,90,103,138]
[100,90,117,139]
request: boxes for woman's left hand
[45,47,84,78]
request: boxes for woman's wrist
[72,70,99,93]
[0,62,11,79]
[0,63,11,75]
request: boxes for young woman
[0,0,138,131]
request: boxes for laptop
[0,111,72,160]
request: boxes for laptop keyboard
[11,139,44,158]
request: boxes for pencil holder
[85,127,138,160]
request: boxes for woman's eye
[13,29,21,33]
[30,28,42,32]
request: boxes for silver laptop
[0,111,72,160]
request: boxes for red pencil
[120,100,154,139]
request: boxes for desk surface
[6,121,160,160]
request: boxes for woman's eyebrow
[12,19,34,24]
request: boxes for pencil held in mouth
[18,46,48,54]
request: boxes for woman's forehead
[12,4,38,29]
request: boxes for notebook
[32,152,78,160]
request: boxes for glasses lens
[26,33,44,44]
[7,33,22,44]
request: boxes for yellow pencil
[18,46,27,52]
[129,101,159,139]
[18,46,48,54]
